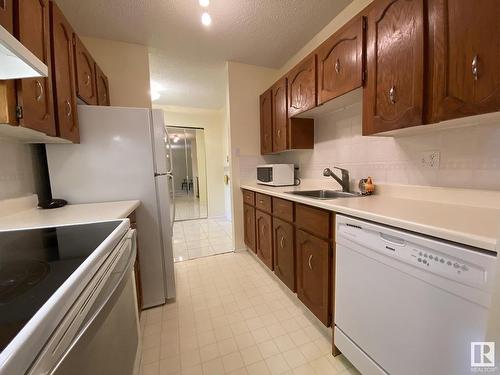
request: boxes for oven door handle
[49,230,137,374]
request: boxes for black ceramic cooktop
[0,221,121,352]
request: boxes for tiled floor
[173,218,234,262]
[139,251,359,375]
[175,195,208,221]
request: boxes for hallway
[139,251,358,375]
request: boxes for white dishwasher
[334,215,497,375]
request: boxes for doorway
[167,126,208,221]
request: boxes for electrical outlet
[419,151,440,169]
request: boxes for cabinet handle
[261,225,265,235]
[85,73,91,86]
[472,55,479,81]
[389,86,396,104]
[35,80,44,102]
[335,59,341,74]
[277,129,281,138]
[308,254,313,270]
[65,100,72,118]
[280,236,285,248]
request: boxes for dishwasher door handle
[379,232,406,246]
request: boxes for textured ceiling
[56,0,352,108]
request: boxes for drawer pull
[308,254,313,270]
[335,59,341,74]
[389,86,396,104]
[280,236,285,248]
[85,72,91,86]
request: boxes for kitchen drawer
[242,189,255,206]
[255,193,272,213]
[272,197,294,222]
[295,204,331,239]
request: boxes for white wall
[154,105,226,218]
[0,142,34,200]
[81,37,152,108]
[225,61,279,250]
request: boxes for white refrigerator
[46,105,176,308]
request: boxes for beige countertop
[241,181,500,253]
[0,195,140,231]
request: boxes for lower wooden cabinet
[243,204,256,253]
[273,217,295,292]
[296,229,332,326]
[256,210,273,270]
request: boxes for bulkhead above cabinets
[258,0,500,154]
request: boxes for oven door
[29,229,140,375]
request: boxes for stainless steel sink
[285,190,361,199]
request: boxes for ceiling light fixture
[201,12,212,26]
[199,0,209,7]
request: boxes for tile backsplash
[0,142,35,200]
[241,101,500,191]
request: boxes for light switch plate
[419,151,440,169]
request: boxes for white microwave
[257,164,295,186]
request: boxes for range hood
[0,24,48,79]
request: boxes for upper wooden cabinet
[363,0,424,135]
[287,54,317,117]
[95,63,110,106]
[50,1,79,143]
[317,16,365,105]
[260,88,273,154]
[272,78,288,152]
[15,0,56,136]
[0,0,13,31]
[74,34,97,105]
[427,0,500,123]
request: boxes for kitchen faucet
[323,167,350,192]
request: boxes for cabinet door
[296,229,331,326]
[256,210,273,270]
[259,88,273,154]
[15,0,56,136]
[74,35,97,105]
[95,64,110,106]
[0,0,13,31]
[427,0,500,122]
[271,78,288,152]
[287,54,316,117]
[273,218,295,292]
[50,1,79,143]
[244,204,256,253]
[363,0,424,135]
[318,17,364,105]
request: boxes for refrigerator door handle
[169,174,176,229]
[165,128,173,174]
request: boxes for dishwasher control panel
[338,221,488,287]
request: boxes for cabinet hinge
[362,16,367,30]
[16,106,23,119]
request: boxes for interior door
[427,0,500,122]
[16,0,56,136]
[363,0,424,135]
